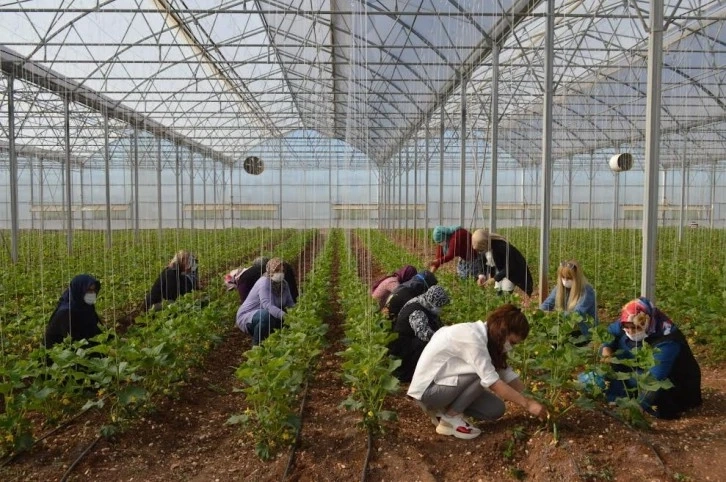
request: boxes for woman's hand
[526,399,548,419]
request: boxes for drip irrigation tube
[360,428,374,482]
[0,395,110,468]
[60,433,102,482]
[282,378,311,481]
[598,408,670,475]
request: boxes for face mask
[83,293,97,305]
[625,330,648,342]
[503,341,513,353]
[271,272,284,283]
[562,279,573,289]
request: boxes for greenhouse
[1,1,725,481]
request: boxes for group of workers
[44,225,703,441]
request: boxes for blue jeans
[249,309,283,345]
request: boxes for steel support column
[7,74,19,262]
[459,75,467,227]
[133,126,140,239]
[641,0,664,301]
[678,135,687,242]
[538,0,555,300]
[490,42,499,234]
[157,137,163,236]
[65,98,73,254]
[439,103,445,225]
[104,115,112,248]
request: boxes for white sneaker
[435,416,481,439]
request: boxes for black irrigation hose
[282,378,311,481]
[360,427,374,482]
[0,395,110,468]
[59,433,102,482]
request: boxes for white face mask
[83,293,97,305]
[503,341,514,353]
[562,279,573,289]
[625,330,648,342]
[271,272,285,283]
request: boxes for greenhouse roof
[0,0,724,168]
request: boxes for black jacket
[145,266,195,310]
[485,239,534,296]
[389,301,441,382]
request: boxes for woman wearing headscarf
[471,229,534,296]
[45,274,104,348]
[381,270,438,320]
[235,258,296,345]
[232,256,299,304]
[429,225,478,279]
[598,297,702,419]
[145,250,198,311]
[371,265,417,309]
[389,285,450,382]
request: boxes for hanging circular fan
[608,153,633,172]
[243,156,264,175]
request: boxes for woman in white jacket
[407,304,547,439]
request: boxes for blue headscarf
[56,274,101,312]
[432,225,461,244]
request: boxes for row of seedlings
[337,229,400,443]
[231,230,329,460]
[0,229,292,457]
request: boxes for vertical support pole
[405,147,410,234]
[175,144,181,229]
[398,152,402,230]
[567,159,573,229]
[328,137,333,227]
[104,114,112,248]
[133,126,140,240]
[7,74,19,263]
[520,167,525,227]
[279,138,283,231]
[678,134,687,242]
[40,157,45,232]
[439,103,445,225]
[202,154,208,230]
[425,122,430,241]
[538,0,555,301]
[64,97,74,255]
[612,172,620,231]
[414,137,419,246]
[709,162,717,229]
[189,147,195,230]
[459,74,467,227]
[79,163,85,230]
[588,152,594,229]
[490,43,499,233]
[157,136,163,237]
[641,0,664,301]
[229,162,233,228]
[29,156,35,230]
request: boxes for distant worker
[471,229,533,296]
[371,265,417,309]
[381,269,438,321]
[145,250,198,311]
[45,274,104,349]
[540,260,598,338]
[429,226,480,279]
[227,256,299,305]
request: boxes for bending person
[45,274,103,349]
[235,258,296,345]
[371,265,417,309]
[389,286,450,382]
[471,229,533,296]
[429,225,479,279]
[233,257,299,304]
[407,304,547,439]
[599,297,702,419]
[145,250,198,311]
[381,270,438,320]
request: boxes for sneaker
[435,417,481,440]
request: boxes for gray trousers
[420,373,505,421]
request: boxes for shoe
[435,417,481,439]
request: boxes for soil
[2,232,725,482]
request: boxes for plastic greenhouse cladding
[0,1,725,482]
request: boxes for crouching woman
[407,304,547,439]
